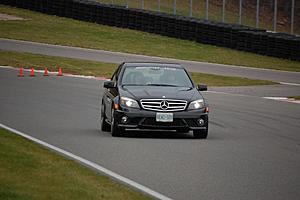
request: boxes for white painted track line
[0,123,173,200]
[279,82,300,86]
[263,97,300,104]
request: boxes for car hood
[120,86,202,101]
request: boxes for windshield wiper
[146,84,179,87]
[122,84,146,86]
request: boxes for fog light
[198,119,205,126]
[121,116,128,123]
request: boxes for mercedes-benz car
[101,62,209,139]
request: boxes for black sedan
[101,62,209,139]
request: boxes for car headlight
[188,99,205,110]
[120,97,139,108]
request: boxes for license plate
[156,113,173,122]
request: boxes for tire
[193,127,208,139]
[111,109,124,137]
[101,104,111,132]
[101,114,111,132]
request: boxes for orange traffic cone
[43,67,49,76]
[30,68,35,77]
[18,68,24,77]
[57,67,63,76]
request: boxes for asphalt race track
[1,67,299,200]
[1,38,300,84]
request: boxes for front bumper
[114,108,208,131]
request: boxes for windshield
[121,66,193,87]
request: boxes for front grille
[140,99,187,112]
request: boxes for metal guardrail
[1,0,299,61]
[99,0,299,35]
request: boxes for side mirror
[103,81,115,88]
[197,84,207,91]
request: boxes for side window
[111,73,116,82]
[111,64,123,86]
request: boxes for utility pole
[189,0,193,17]
[291,0,294,34]
[173,0,176,15]
[206,0,209,20]
[239,0,243,24]
[158,0,160,12]
[273,0,278,32]
[141,0,144,9]
[222,0,226,22]
[256,0,260,28]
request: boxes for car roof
[122,62,183,68]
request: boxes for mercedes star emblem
[160,100,169,110]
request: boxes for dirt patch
[0,13,25,21]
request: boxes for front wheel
[101,103,111,132]
[101,114,111,132]
[193,128,208,139]
[111,109,124,137]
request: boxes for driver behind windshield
[122,66,192,88]
[160,69,178,85]
[123,71,145,85]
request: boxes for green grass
[0,50,117,77]
[0,50,275,86]
[190,72,274,87]
[0,128,151,200]
[289,96,300,100]
[0,5,299,72]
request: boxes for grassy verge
[289,96,300,100]
[0,50,117,77]
[190,72,274,87]
[0,128,151,200]
[0,50,275,86]
[0,5,299,72]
